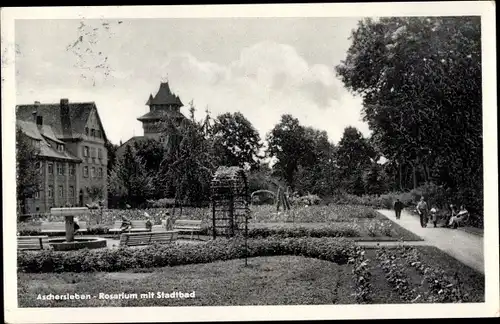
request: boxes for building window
[69,164,75,175]
[83,166,89,177]
[34,191,39,199]
[85,127,89,136]
[48,163,54,175]
[98,148,102,159]
[57,163,64,175]
[69,186,74,198]
[48,185,53,198]
[83,146,89,157]
[91,167,96,178]
[36,161,43,174]
[91,129,95,137]
[57,144,64,152]
[91,147,96,158]
[58,185,64,198]
[98,167,103,178]
[96,130,101,138]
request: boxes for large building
[117,82,187,156]
[16,99,109,213]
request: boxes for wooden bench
[173,220,203,240]
[109,220,150,234]
[40,221,88,235]
[17,235,50,250]
[119,231,179,247]
[109,220,123,235]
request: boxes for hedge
[17,237,356,273]
[234,226,359,238]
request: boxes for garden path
[376,209,484,274]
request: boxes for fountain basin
[49,237,107,251]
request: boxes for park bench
[40,221,88,235]
[119,231,179,247]
[109,220,151,235]
[17,235,50,250]
[173,219,203,240]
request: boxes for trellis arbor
[210,166,250,239]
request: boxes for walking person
[393,199,404,219]
[416,196,429,228]
[430,207,438,228]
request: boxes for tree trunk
[398,161,404,191]
[410,162,418,189]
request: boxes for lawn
[17,244,484,307]
[18,256,356,307]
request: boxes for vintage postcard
[2,2,498,323]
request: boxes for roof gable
[16,101,107,141]
[149,82,184,106]
[16,120,81,162]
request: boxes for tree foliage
[336,17,482,214]
[266,114,316,189]
[16,127,41,211]
[211,112,263,169]
[108,144,154,207]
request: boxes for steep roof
[137,109,186,121]
[16,101,108,141]
[116,136,146,157]
[16,120,81,162]
[148,82,183,106]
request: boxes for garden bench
[40,221,88,235]
[173,219,203,240]
[109,220,123,235]
[109,220,151,235]
[119,231,179,247]
[17,235,50,250]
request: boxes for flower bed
[374,245,471,303]
[348,246,372,303]
[18,237,356,273]
[251,205,379,223]
[376,247,420,302]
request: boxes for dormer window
[57,144,64,152]
[91,129,95,137]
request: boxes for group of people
[393,197,469,229]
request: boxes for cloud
[16,39,369,145]
[159,41,369,144]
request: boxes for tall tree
[211,112,263,169]
[104,140,119,176]
[336,16,482,214]
[16,128,41,213]
[266,114,314,189]
[161,116,216,209]
[336,126,376,192]
[108,145,154,207]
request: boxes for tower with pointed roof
[138,82,185,141]
[116,81,187,157]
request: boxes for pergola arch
[210,166,250,238]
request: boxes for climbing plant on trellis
[210,166,250,240]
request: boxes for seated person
[74,217,81,232]
[448,205,468,229]
[120,215,132,231]
[144,212,152,231]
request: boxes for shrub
[17,237,356,273]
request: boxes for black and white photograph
[2,2,498,322]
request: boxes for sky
[15,17,370,146]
